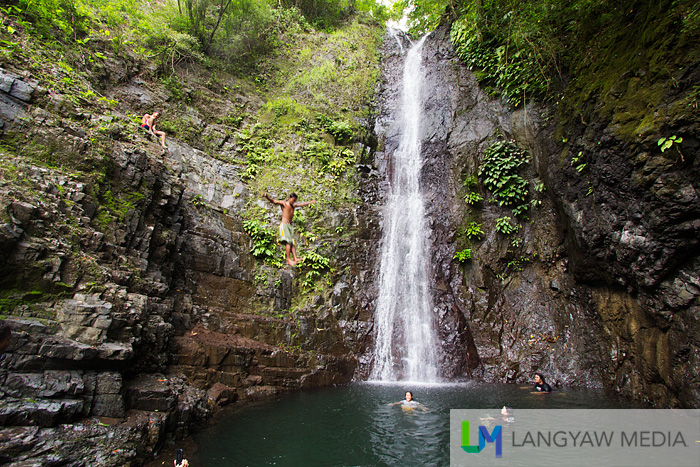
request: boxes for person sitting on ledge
[140,111,167,148]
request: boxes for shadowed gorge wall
[409,23,699,407]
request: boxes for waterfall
[388,28,405,53]
[370,35,441,383]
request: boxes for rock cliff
[0,36,381,463]
[403,24,698,408]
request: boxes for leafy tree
[390,0,454,37]
[176,0,281,64]
[279,0,348,27]
[13,0,93,40]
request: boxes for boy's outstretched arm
[294,200,317,207]
[262,192,284,205]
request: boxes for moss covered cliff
[0,1,385,464]
[441,0,699,407]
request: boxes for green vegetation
[243,219,283,267]
[0,285,70,318]
[239,16,383,288]
[457,137,541,255]
[658,135,685,161]
[495,216,518,235]
[506,254,531,273]
[448,0,700,145]
[94,188,147,228]
[570,151,587,173]
[464,221,483,240]
[450,0,560,106]
[298,248,331,290]
[464,191,483,205]
[1,0,387,80]
[390,0,452,37]
[453,248,472,262]
[449,1,700,106]
[191,194,207,207]
[0,0,386,303]
[479,139,529,211]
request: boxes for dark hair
[535,372,546,383]
[289,192,297,200]
[405,391,413,397]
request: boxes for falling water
[370,35,441,383]
[388,28,405,53]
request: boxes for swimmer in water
[388,391,427,411]
[533,372,553,393]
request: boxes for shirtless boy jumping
[263,192,316,266]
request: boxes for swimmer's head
[405,391,413,401]
[535,372,546,384]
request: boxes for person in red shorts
[140,111,167,148]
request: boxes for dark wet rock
[397,23,700,407]
[171,323,355,399]
[56,295,114,346]
[3,371,84,399]
[0,411,179,467]
[8,202,37,226]
[0,38,379,464]
[0,398,83,427]
[92,372,126,417]
[125,374,177,413]
[206,382,236,406]
[0,68,41,133]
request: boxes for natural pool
[176,381,639,466]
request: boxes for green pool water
[179,381,639,466]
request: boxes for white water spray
[370,35,441,383]
[388,28,405,53]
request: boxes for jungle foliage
[3,0,388,72]
[448,0,700,108]
[479,140,529,209]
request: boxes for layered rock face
[404,25,698,407]
[0,63,380,464]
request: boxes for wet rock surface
[0,68,42,133]
[402,24,699,407]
